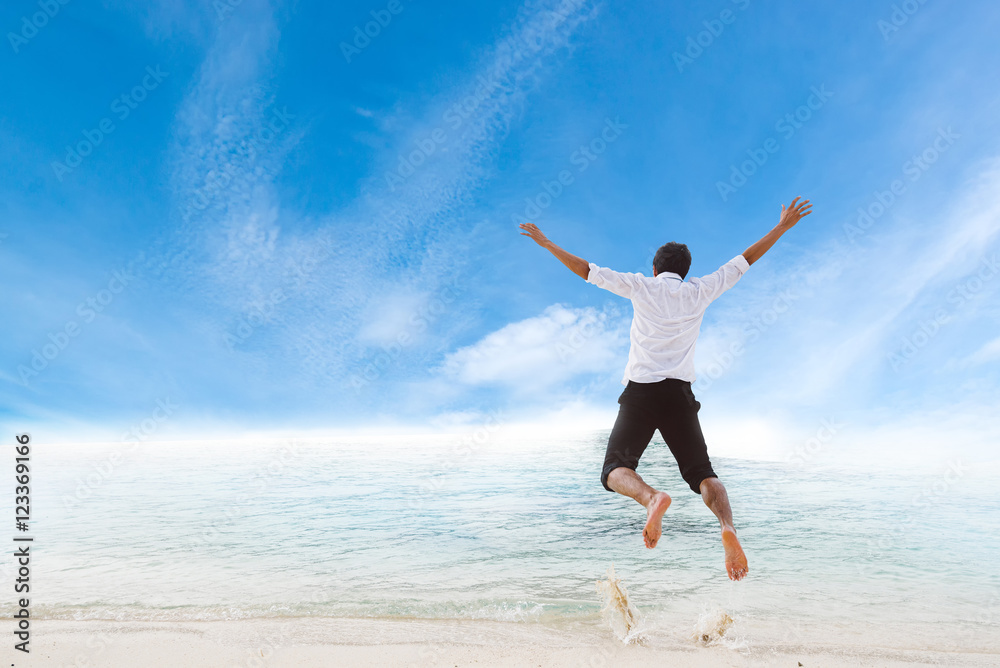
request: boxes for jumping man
[519,197,812,581]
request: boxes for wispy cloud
[162,0,599,403]
[956,335,1000,368]
[695,157,1000,406]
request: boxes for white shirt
[586,254,750,385]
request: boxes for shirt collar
[657,271,683,281]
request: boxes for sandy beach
[29,618,1000,668]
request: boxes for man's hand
[518,222,590,280]
[742,196,814,266]
[518,222,551,248]
[778,197,812,229]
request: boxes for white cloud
[438,303,627,387]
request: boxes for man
[519,197,812,581]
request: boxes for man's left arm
[692,196,814,303]
[689,254,750,304]
[742,197,812,265]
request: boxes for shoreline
[28,617,1000,667]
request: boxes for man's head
[652,242,691,279]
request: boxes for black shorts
[600,378,717,495]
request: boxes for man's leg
[700,477,748,581]
[606,467,672,549]
[658,381,749,580]
[601,401,671,549]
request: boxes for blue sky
[2,0,999,462]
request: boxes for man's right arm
[742,197,812,265]
[518,222,590,279]
[518,221,640,298]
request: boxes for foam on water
[465,601,546,623]
[691,607,734,645]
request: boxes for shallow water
[7,432,1000,653]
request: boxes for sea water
[6,431,1000,654]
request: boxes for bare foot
[642,492,672,549]
[721,526,748,580]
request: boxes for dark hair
[653,242,691,279]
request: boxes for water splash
[595,565,646,645]
[691,608,734,645]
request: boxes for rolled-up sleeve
[688,254,750,304]
[586,262,641,299]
